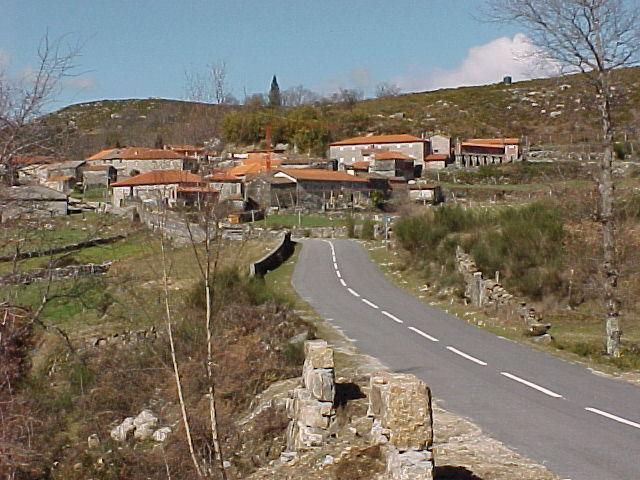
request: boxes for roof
[87,147,184,161]
[11,155,60,167]
[166,144,204,152]
[276,169,368,183]
[111,170,203,187]
[465,138,520,145]
[373,151,414,161]
[461,142,507,150]
[206,172,243,182]
[46,175,75,182]
[0,185,68,201]
[351,161,370,170]
[331,134,423,146]
[425,154,449,161]
[177,186,219,194]
[227,162,277,177]
[48,160,86,170]
[83,164,114,171]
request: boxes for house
[365,151,415,180]
[273,168,371,209]
[12,156,59,183]
[46,160,86,181]
[0,185,68,222]
[110,170,207,208]
[424,134,452,170]
[87,147,195,178]
[329,134,426,173]
[43,175,76,193]
[245,174,297,209]
[408,183,444,204]
[206,171,244,200]
[82,165,118,187]
[164,144,204,160]
[454,138,521,168]
[424,154,449,170]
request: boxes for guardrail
[250,231,295,277]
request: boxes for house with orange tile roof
[86,147,196,178]
[360,150,415,180]
[110,170,211,208]
[329,133,426,174]
[454,138,522,168]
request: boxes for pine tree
[268,75,281,107]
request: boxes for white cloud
[65,75,97,91]
[319,66,376,95]
[395,33,560,92]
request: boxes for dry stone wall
[0,262,112,285]
[285,340,336,451]
[455,246,550,335]
[368,372,434,480]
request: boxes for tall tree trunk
[597,70,622,357]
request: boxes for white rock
[87,434,100,448]
[152,426,172,442]
[110,417,135,442]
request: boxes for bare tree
[281,85,320,107]
[0,34,80,185]
[486,0,640,356]
[185,61,233,105]
[375,82,401,98]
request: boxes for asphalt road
[292,239,640,480]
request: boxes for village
[0,132,524,223]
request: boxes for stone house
[245,174,297,209]
[82,165,118,187]
[329,134,426,172]
[206,171,244,200]
[408,183,444,204]
[428,134,451,155]
[364,151,415,180]
[424,154,449,170]
[12,156,58,183]
[87,147,195,178]
[110,170,205,208]
[46,160,86,181]
[43,175,76,193]
[273,168,371,209]
[0,185,68,222]
[454,138,521,168]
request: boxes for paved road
[292,239,640,480]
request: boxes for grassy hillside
[49,67,640,159]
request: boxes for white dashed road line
[585,407,640,429]
[336,270,341,278]
[382,311,404,324]
[348,288,360,298]
[339,279,347,287]
[408,326,438,341]
[500,372,563,398]
[333,262,338,270]
[362,299,379,309]
[447,346,488,366]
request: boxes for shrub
[345,215,356,238]
[361,219,375,240]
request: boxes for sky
[0,0,557,109]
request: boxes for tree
[331,88,364,108]
[281,85,320,106]
[268,75,282,108]
[0,34,80,185]
[184,61,233,105]
[375,82,401,98]
[486,0,640,357]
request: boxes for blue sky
[1,0,543,108]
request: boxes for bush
[361,219,375,240]
[345,215,356,238]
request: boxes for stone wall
[285,340,336,451]
[250,232,295,277]
[0,235,126,262]
[455,246,549,335]
[368,372,434,480]
[0,262,112,286]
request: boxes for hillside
[50,68,640,159]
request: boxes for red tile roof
[465,138,520,146]
[331,134,423,146]
[87,147,184,161]
[350,161,370,170]
[276,169,368,183]
[111,170,203,187]
[11,155,59,167]
[374,151,414,161]
[425,154,449,161]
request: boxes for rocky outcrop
[368,372,434,480]
[110,409,171,443]
[455,246,550,335]
[285,340,336,451]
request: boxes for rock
[110,417,135,442]
[87,433,100,448]
[288,388,333,429]
[322,454,334,466]
[303,367,335,402]
[304,340,334,369]
[528,323,551,336]
[288,330,309,346]
[532,333,553,345]
[134,410,158,429]
[386,448,434,480]
[152,426,172,442]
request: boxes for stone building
[0,185,68,222]
[46,160,86,181]
[454,138,521,168]
[273,168,371,209]
[87,147,195,178]
[365,150,415,180]
[329,134,426,172]
[82,165,118,187]
[245,174,297,209]
[110,170,206,208]
[43,175,76,193]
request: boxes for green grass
[263,213,345,229]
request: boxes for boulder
[110,417,135,442]
[152,426,172,442]
[87,433,100,449]
[303,367,335,402]
[133,409,159,441]
[386,448,434,480]
[303,340,334,369]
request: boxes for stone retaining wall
[285,340,336,451]
[0,262,112,285]
[250,232,295,277]
[455,246,549,334]
[0,235,126,263]
[368,372,435,480]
